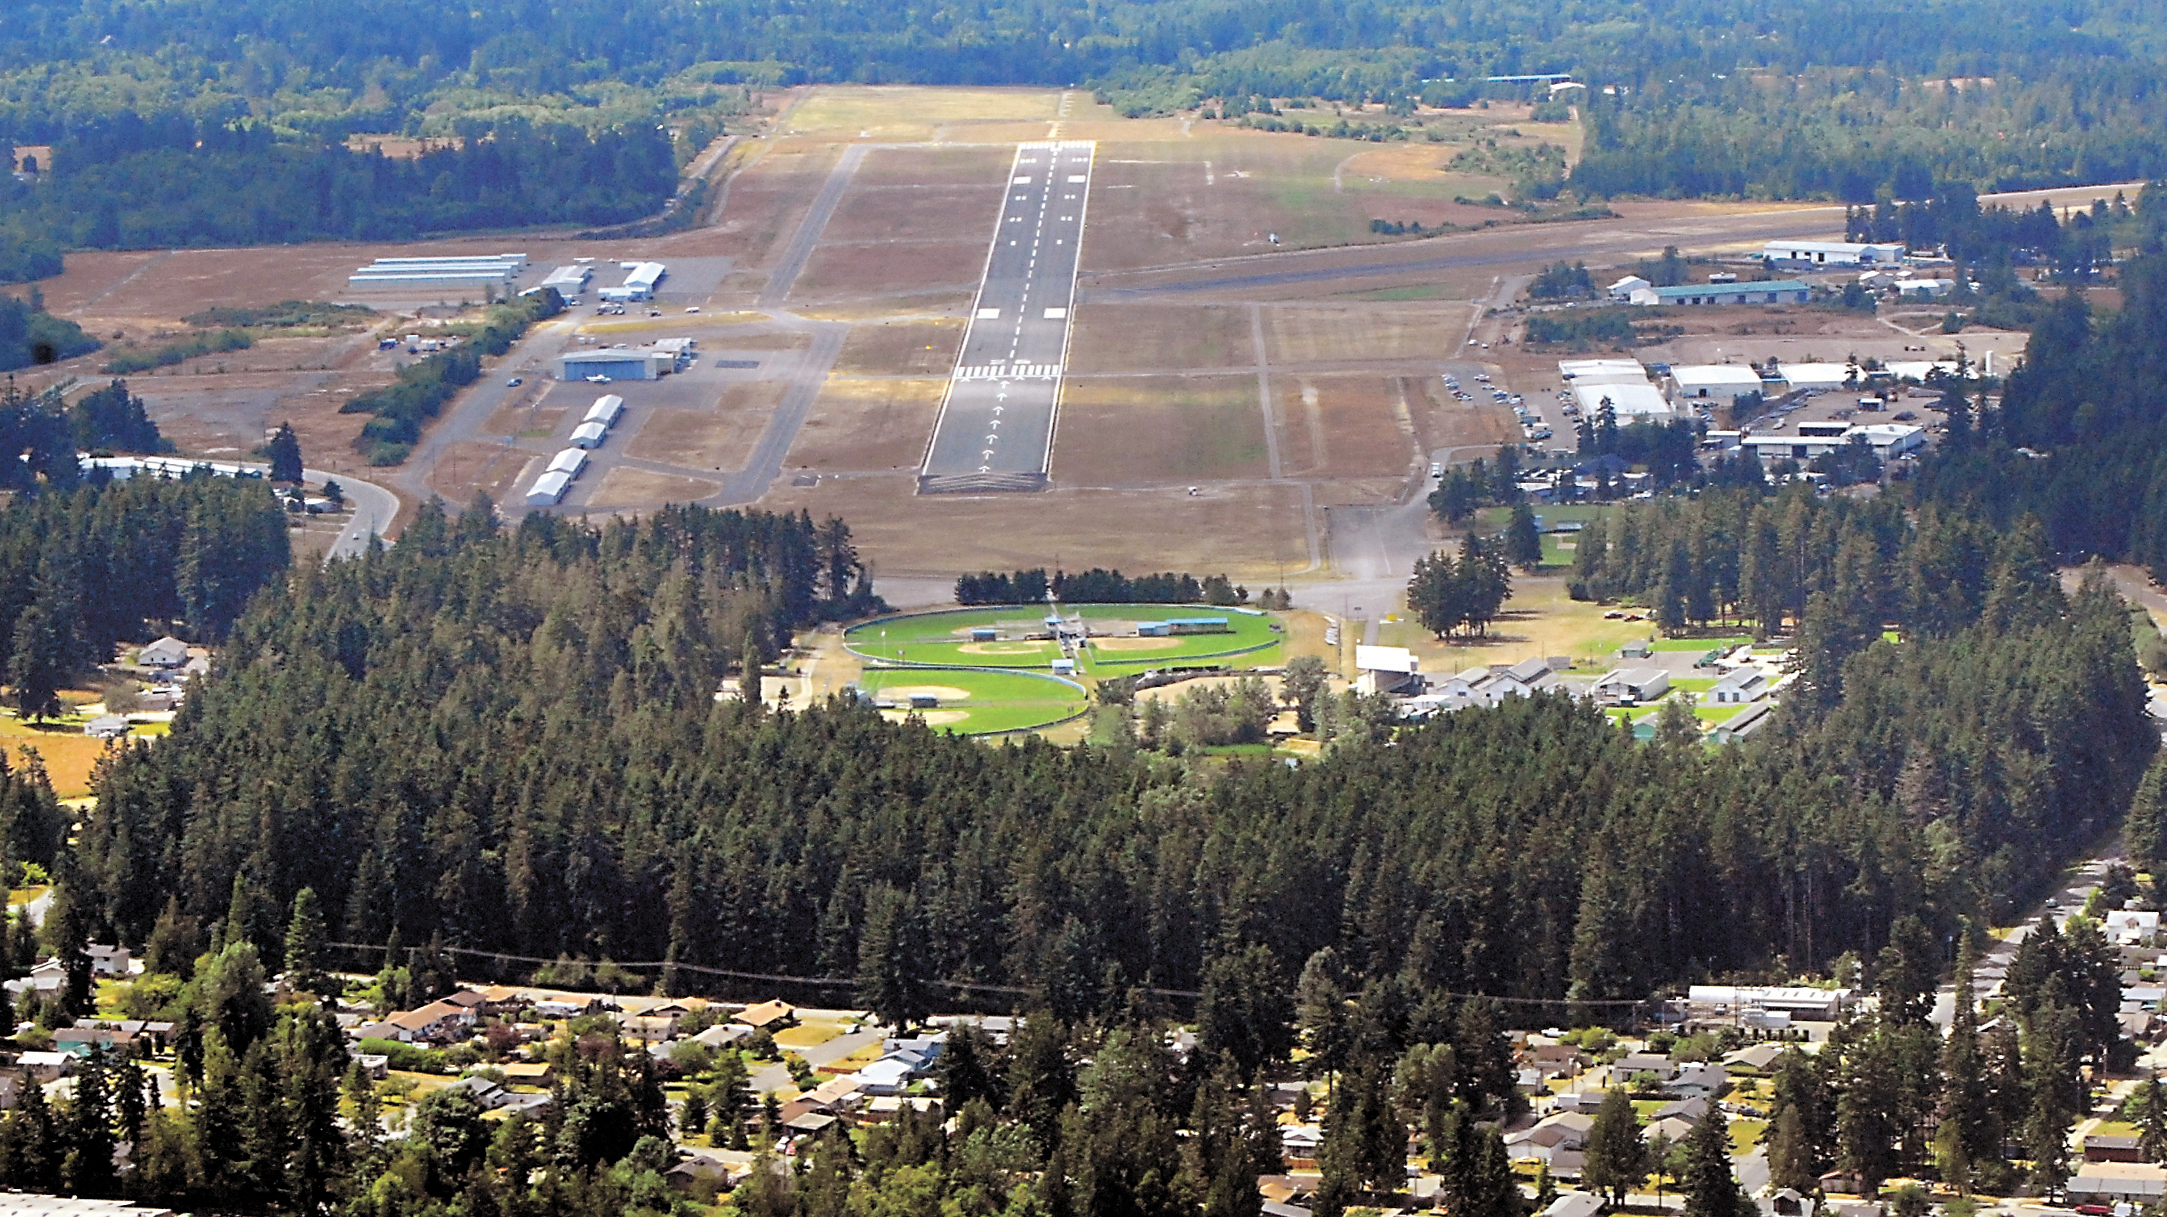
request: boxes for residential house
[1667,1063,1729,1098]
[1705,670,1768,705]
[694,1023,754,1050]
[2107,910,2161,945]
[1646,1116,1696,1146]
[1652,1096,1709,1123]
[1541,1194,1605,1217]
[355,1054,390,1080]
[501,1061,554,1087]
[17,1051,72,1083]
[138,637,190,668]
[441,1076,508,1109]
[786,1111,840,1135]
[2068,1163,2167,1204]
[2087,1133,2146,1163]
[857,1055,922,1096]
[1593,669,1669,705]
[376,999,477,1045]
[736,1000,797,1030]
[1724,1043,1786,1072]
[1504,1112,1594,1160]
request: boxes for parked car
[506,377,523,386]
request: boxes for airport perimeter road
[311,468,399,560]
[1081,179,2151,304]
[921,141,1094,488]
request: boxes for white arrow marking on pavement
[982,450,995,460]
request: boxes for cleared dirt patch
[757,475,1313,579]
[783,87,1063,139]
[1266,305,1454,364]
[626,381,786,471]
[1406,375,1518,454]
[824,186,1004,243]
[882,709,971,725]
[583,466,721,506]
[707,143,843,274]
[1271,375,1416,480]
[874,684,974,701]
[787,378,944,471]
[1054,375,1268,484]
[424,440,534,506]
[1065,304,1254,374]
[857,145,1019,187]
[794,238,989,300]
[835,321,964,376]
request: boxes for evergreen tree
[1680,1101,1743,1217]
[1584,1088,1648,1206]
[264,422,303,483]
[1505,503,1543,570]
[855,884,930,1031]
[282,886,329,997]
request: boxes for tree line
[955,568,1287,609]
[342,290,563,465]
[0,117,677,282]
[41,495,2144,1030]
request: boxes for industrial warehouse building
[598,261,667,302]
[541,265,592,295]
[1560,358,1676,422]
[1740,424,1926,463]
[1761,241,1906,266]
[1629,280,1810,307]
[1668,365,1767,404]
[345,253,528,293]
[560,348,672,381]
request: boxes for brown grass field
[822,185,1006,243]
[1269,375,1418,480]
[626,381,788,470]
[1264,305,1456,364]
[759,476,1314,577]
[833,320,964,376]
[1053,375,1269,484]
[787,378,946,471]
[793,239,992,300]
[855,145,1018,187]
[1064,304,1255,373]
[583,467,723,508]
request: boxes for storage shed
[569,421,608,450]
[546,448,588,479]
[526,470,572,506]
[584,394,626,426]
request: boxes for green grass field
[855,667,1088,735]
[846,605,1283,673]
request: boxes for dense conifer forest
[48,495,2147,1018]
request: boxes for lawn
[773,1023,843,1050]
[1650,636,1751,652]
[856,667,1088,736]
[845,605,1283,672]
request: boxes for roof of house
[1541,1193,1605,1217]
[501,1062,553,1080]
[736,999,795,1028]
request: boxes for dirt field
[833,321,964,376]
[787,379,945,471]
[1064,304,1256,374]
[626,381,787,470]
[1053,375,1269,484]
[760,476,1314,577]
[583,466,723,508]
[823,185,1005,243]
[1265,305,1456,364]
[424,440,535,505]
[1270,375,1418,480]
[793,239,992,300]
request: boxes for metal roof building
[560,349,668,381]
[525,470,572,507]
[569,421,608,450]
[583,394,625,426]
[1632,280,1810,307]
[546,448,588,479]
[1669,364,1767,402]
[1571,381,1673,421]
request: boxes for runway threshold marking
[919,140,1096,482]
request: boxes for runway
[920,140,1094,492]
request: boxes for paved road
[748,1025,884,1096]
[922,141,1095,487]
[1931,850,2119,1029]
[709,317,848,505]
[313,466,400,560]
[758,145,868,309]
[1082,180,2152,304]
